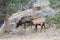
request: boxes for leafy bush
[49,0,60,8]
[45,12,60,28]
[0,0,30,20]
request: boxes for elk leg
[24,23,26,29]
[40,25,43,31]
[31,23,33,29]
[43,23,45,29]
[35,24,37,32]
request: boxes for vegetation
[49,0,60,8]
[0,0,30,19]
[45,12,60,28]
[48,0,60,28]
[0,0,30,27]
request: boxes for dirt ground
[0,26,60,40]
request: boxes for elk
[16,16,33,29]
[16,16,46,32]
[31,17,46,31]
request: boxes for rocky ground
[0,26,60,40]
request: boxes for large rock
[33,0,50,7]
[35,7,55,18]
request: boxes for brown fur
[16,16,33,28]
[31,18,45,32]
[16,16,46,32]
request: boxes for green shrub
[49,0,60,8]
[45,12,60,28]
